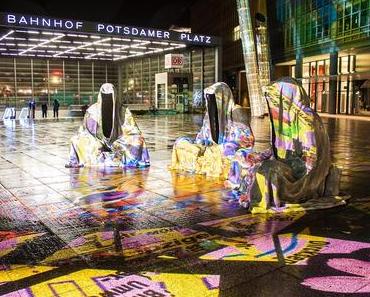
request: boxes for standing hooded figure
[228,77,340,211]
[171,82,255,177]
[66,83,150,168]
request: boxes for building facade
[270,0,370,114]
[0,12,220,112]
[0,57,117,108]
[119,48,216,109]
[191,0,370,115]
[190,0,268,107]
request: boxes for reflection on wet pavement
[0,115,369,296]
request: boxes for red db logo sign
[172,56,183,66]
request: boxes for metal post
[47,60,51,106]
[314,61,318,111]
[149,57,152,106]
[62,60,65,105]
[132,60,136,104]
[92,61,95,103]
[117,63,122,104]
[140,59,143,104]
[126,63,129,104]
[31,59,34,98]
[328,51,338,114]
[77,60,80,104]
[295,53,303,80]
[201,48,204,106]
[13,58,17,108]
[157,56,160,108]
[346,77,350,115]
[215,46,222,82]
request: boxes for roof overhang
[0,12,220,61]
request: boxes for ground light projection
[0,115,369,296]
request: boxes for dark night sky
[0,0,198,29]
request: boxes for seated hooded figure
[228,77,339,211]
[66,83,150,168]
[171,82,255,177]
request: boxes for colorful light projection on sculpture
[171,82,254,178]
[227,77,344,211]
[67,83,150,168]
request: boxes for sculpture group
[68,78,340,212]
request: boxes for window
[0,58,15,107]
[233,25,241,41]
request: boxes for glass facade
[0,48,217,110]
[277,0,370,50]
[0,58,118,108]
[120,48,216,108]
[293,55,357,113]
[274,0,369,115]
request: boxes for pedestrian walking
[53,98,60,118]
[30,98,36,119]
[41,102,48,118]
[28,99,32,118]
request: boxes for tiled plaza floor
[0,114,369,297]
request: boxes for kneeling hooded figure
[66,83,150,168]
[171,82,257,177]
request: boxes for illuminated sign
[0,13,220,45]
[165,53,184,69]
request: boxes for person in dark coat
[41,102,48,118]
[53,99,60,118]
[30,98,36,119]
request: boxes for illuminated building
[0,13,221,111]
[269,0,370,115]
[191,0,370,115]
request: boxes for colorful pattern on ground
[0,115,369,296]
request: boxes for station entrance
[0,12,221,115]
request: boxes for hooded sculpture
[171,82,254,177]
[67,83,150,168]
[228,77,340,211]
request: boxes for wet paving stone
[0,115,369,296]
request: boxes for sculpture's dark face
[206,93,219,143]
[101,93,114,138]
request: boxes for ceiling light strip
[53,37,111,57]
[19,34,64,55]
[0,30,15,42]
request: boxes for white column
[236,0,265,117]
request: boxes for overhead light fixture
[0,30,14,42]
[130,45,147,49]
[152,41,169,45]
[85,53,100,58]
[54,37,111,57]
[28,38,48,42]
[67,34,88,38]
[19,34,64,55]
[113,55,128,61]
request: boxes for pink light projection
[302,258,370,293]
